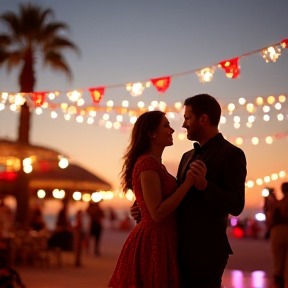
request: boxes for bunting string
[0,37,287,100]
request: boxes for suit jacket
[176,133,247,267]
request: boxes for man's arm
[203,148,247,216]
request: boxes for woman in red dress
[109,111,195,288]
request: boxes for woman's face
[152,115,175,147]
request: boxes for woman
[109,111,195,288]
[267,182,288,288]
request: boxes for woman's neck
[146,146,163,163]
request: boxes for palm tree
[0,3,79,226]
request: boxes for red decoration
[88,87,105,103]
[0,171,17,181]
[219,58,240,79]
[233,226,244,238]
[151,76,171,93]
[281,39,288,48]
[32,92,46,107]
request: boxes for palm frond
[38,6,54,25]
[44,51,72,79]
[7,50,23,72]
[0,12,21,37]
[0,34,12,46]
[44,36,80,54]
[39,22,69,41]
[0,49,10,65]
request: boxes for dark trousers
[90,222,102,254]
[181,255,228,288]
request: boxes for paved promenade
[15,228,273,288]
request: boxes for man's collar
[197,133,223,152]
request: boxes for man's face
[182,105,202,141]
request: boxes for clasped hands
[186,160,207,191]
[130,160,208,222]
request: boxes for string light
[267,95,276,104]
[261,46,281,62]
[105,121,113,129]
[279,95,286,103]
[239,98,246,105]
[113,122,121,129]
[275,103,281,110]
[196,67,214,83]
[1,91,287,130]
[246,103,255,113]
[76,115,83,123]
[87,117,94,124]
[256,97,264,105]
[126,82,146,96]
[263,115,270,121]
[246,171,287,188]
[48,93,56,100]
[177,132,288,145]
[35,107,42,115]
[51,111,57,118]
[73,191,82,201]
[227,103,235,113]
[67,90,82,102]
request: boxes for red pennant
[281,39,288,48]
[151,76,171,93]
[32,92,46,106]
[219,58,240,79]
[88,87,105,103]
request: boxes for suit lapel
[178,150,194,183]
[178,134,226,183]
[200,135,225,164]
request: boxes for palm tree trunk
[15,47,35,228]
[18,47,35,144]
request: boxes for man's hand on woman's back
[130,203,141,223]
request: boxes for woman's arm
[141,170,194,223]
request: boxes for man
[131,94,247,288]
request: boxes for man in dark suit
[131,94,247,288]
[177,94,246,287]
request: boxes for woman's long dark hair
[120,110,165,192]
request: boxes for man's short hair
[184,94,221,126]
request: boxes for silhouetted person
[87,202,104,256]
[107,207,117,229]
[74,210,84,267]
[29,207,46,232]
[48,201,73,251]
[263,188,277,239]
[267,182,288,288]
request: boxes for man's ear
[200,114,209,125]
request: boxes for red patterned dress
[109,155,181,288]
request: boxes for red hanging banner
[151,76,171,93]
[32,92,46,106]
[281,39,288,48]
[88,87,105,103]
[219,58,240,79]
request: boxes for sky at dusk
[0,0,288,216]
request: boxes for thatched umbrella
[0,139,69,223]
[0,139,111,220]
[29,163,112,197]
[0,139,68,161]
